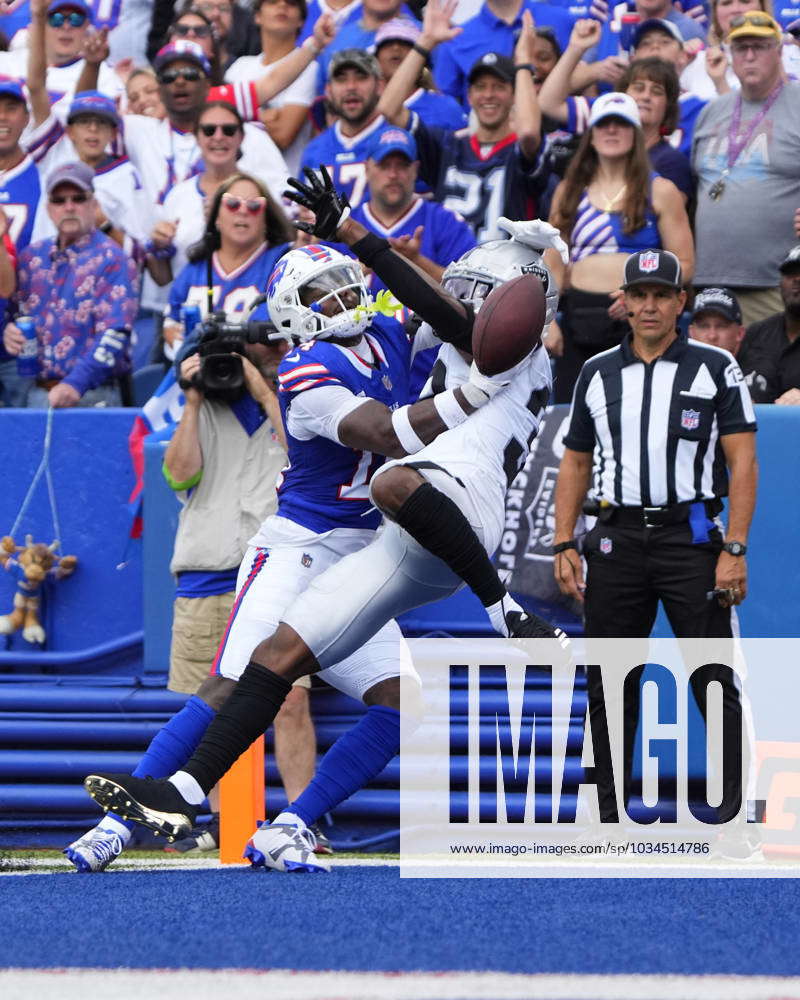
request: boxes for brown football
[471,272,547,376]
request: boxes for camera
[179,303,284,401]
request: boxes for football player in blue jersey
[74,197,504,871]
[83,167,567,873]
[377,1,549,241]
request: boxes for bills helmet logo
[266,258,288,298]
[639,251,660,273]
[600,537,613,555]
[681,409,700,431]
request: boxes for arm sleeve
[286,383,372,443]
[351,231,473,350]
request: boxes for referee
[552,249,758,825]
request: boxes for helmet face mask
[443,239,559,329]
[267,247,372,343]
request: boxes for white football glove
[461,357,529,408]
[496,218,569,266]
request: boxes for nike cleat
[84,773,197,842]
[164,816,219,855]
[64,824,126,873]
[244,821,331,873]
[506,609,571,649]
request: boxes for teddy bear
[0,535,77,644]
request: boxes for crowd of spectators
[0,0,797,408]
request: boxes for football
[471,272,547,376]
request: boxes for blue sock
[108,695,216,831]
[288,705,401,828]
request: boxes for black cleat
[84,773,198,842]
[506,610,571,648]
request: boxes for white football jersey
[120,116,289,210]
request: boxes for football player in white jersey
[83,168,566,874]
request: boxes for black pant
[582,520,742,823]
[554,288,631,404]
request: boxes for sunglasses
[47,10,87,26]
[158,67,203,84]
[199,122,240,137]
[172,22,212,37]
[49,191,90,205]
[221,193,266,214]
[730,38,777,53]
[729,13,775,28]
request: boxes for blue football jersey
[0,154,41,253]
[671,94,708,159]
[276,315,412,533]
[301,117,390,209]
[169,244,290,321]
[411,118,548,242]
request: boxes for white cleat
[244,821,332,873]
[64,824,126,873]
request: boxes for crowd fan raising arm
[378,0,541,163]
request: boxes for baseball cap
[368,127,418,163]
[67,90,119,127]
[47,0,91,17]
[632,18,684,49]
[588,91,641,129]
[0,77,26,103]
[622,249,682,290]
[46,160,95,194]
[374,17,421,50]
[727,10,782,42]
[328,49,381,80]
[691,287,742,324]
[779,245,800,273]
[468,52,515,86]
[154,40,212,77]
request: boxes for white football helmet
[266,245,372,342]
[442,238,559,328]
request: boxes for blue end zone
[1,870,798,975]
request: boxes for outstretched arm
[376,0,461,128]
[251,14,337,106]
[286,166,472,345]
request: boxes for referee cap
[622,250,682,290]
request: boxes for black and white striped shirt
[563,334,757,506]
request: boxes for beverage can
[181,304,202,340]
[16,316,39,379]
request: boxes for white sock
[486,594,523,637]
[98,816,133,843]
[273,810,305,829]
[169,770,205,806]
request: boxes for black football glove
[284,165,351,241]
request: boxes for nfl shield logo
[382,374,393,391]
[600,537,612,555]
[681,408,700,431]
[301,552,313,568]
[639,251,659,272]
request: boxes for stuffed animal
[0,535,77,644]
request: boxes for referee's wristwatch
[722,541,747,557]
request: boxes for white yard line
[3,969,800,1000]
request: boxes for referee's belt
[598,499,723,529]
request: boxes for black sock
[182,662,291,794]
[392,482,505,608]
